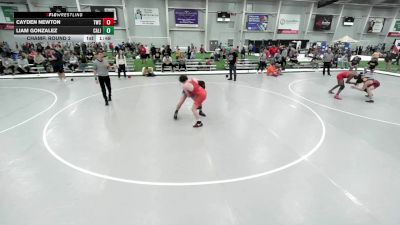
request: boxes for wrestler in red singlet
[174,75,207,128]
[329,71,358,100]
[188,79,207,108]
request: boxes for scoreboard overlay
[14,12,115,43]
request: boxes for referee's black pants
[99,76,112,100]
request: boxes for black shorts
[53,65,64,73]
[140,55,147,59]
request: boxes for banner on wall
[246,15,268,31]
[134,8,159,26]
[277,14,300,34]
[367,18,385,33]
[388,20,400,37]
[0,6,18,23]
[91,6,118,25]
[313,15,333,31]
[175,9,198,27]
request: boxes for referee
[93,51,112,106]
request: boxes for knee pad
[339,85,345,91]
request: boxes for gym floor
[1,71,399,225]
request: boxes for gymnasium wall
[0,0,398,49]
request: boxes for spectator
[139,44,147,64]
[281,46,288,70]
[109,42,114,54]
[176,48,183,60]
[186,45,191,59]
[17,54,30,74]
[28,50,37,64]
[162,45,172,57]
[68,53,79,72]
[200,44,205,55]
[145,45,150,59]
[115,50,127,78]
[63,51,71,64]
[266,62,279,77]
[79,54,88,73]
[74,43,81,55]
[81,42,87,55]
[177,56,186,72]
[190,49,196,60]
[142,66,155,77]
[2,54,15,74]
[154,48,162,63]
[162,54,174,72]
[240,47,246,59]
[0,60,4,75]
[257,49,267,74]
[36,43,43,53]
[248,43,253,55]
[310,49,320,69]
[322,48,334,76]
[289,50,299,64]
[274,52,283,69]
[340,54,349,69]
[86,50,94,61]
[384,52,393,71]
[150,44,156,59]
[269,45,278,57]
[214,47,221,61]
[34,53,46,69]
[227,48,238,81]
[222,47,227,59]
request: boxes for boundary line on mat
[0,87,58,134]
[42,82,326,186]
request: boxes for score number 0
[103,18,115,26]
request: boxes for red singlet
[337,71,351,81]
[189,79,207,108]
[368,80,380,89]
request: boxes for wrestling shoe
[193,121,203,128]
[199,111,206,117]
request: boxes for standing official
[93,51,112,106]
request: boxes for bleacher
[27,57,135,74]
[286,58,315,69]
[225,59,259,70]
[155,59,216,71]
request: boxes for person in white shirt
[17,54,30,74]
[2,55,15,74]
[68,53,79,72]
[115,50,127,78]
[142,66,155,77]
[162,54,175,72]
